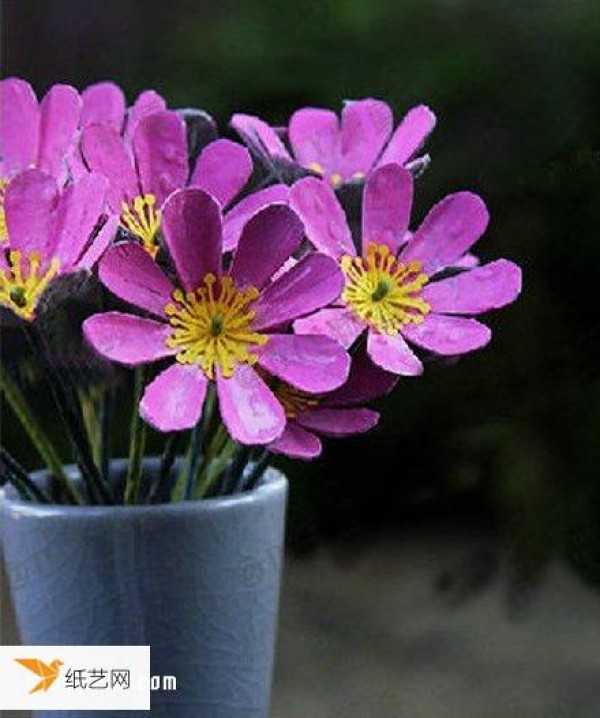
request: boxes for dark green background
[2,0,599,587]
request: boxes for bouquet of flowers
[0,79,522,505]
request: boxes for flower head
[269,350,398,460]
[0,169,117,321]
[84,188,350,445]
[231,98,436,187]
[290,164,522,375]
[81,109,289,257]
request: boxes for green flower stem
[193,424,236,500]
[148,431,184,504]
[0,367,82,505]
[124,366,148,505]
[243,449,270,492]
[0,447,52,503]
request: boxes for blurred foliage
[2,0,600,590]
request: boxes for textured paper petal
[222,184,289,252]
[230,113,292,160]
[402,314,492,355]
[367,330,424,376]
[190,139,253,207]
[140,363,207,433]
[362,164,413,256]
[377,105,437,167]
[4,169,58,256]
[78,215,119,270]
[270,423,322,460]
[323,349,398,407]
[0,78,39,175]
[339,98,393,176]
[126,89,167,139]
[297,407,379,437]
[81,82,126,131]
[37,84,81,181]
[288,108,339,172]
[293,306,365,349]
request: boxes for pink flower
[84,189,349,445]
[0,169,117,321]
[269,350,398,460]
[81,112,289,257]
[231,98,436,187]
[290,164,522,375]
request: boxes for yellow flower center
[164,274,268,380]
[0,178,9,243]
[341,243,431,334]
[0,250,60,321]
[120,194,161,258]
[272,380,319,419]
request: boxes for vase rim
[0,458,287,518]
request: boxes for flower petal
[230,204,304,290]
[288,108,339,172]
[362,164,413,256]
[377,104,437,167]
[190,139,253,207]
[81,123,138,210]
[140,363,207,433]
[84,312,175,366]
[78,215,119,270]
[258,333,350,393]
[289,177,354,260]
[270,423,322,460]
[367,330,424,376]
[4,169,58,256]
[422,259,522,315]
[126,90,167,140]
[81,82,126,132]
[293,306,365,349]
[0,78,38,175]
[161,188,223,291]
[98,242,174,318]
[400,192,490,276]
[51,172,108,268]
[216,364,285,445]
[402,314,491,355]
[37,84,81,181]
[132,111,187,204]
[252,253,345,331]
[230,113,291,160]
[296,407,379,437]
[222,184,289,252]
[323,349,398,407]
[339,98,393,177]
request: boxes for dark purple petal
[322,349,398,407]
[270,423,322,460]
[161,188,223,291]
[252,253,345,331]
[230,113,292,160]
[222,184,289,252]
[230,204,304,290]
[132,111,187,204]
[98,242,174,318]
[296,407,379,437]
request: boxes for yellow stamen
[352,171,365,181]
[0,250,60,321]
[341,243,430,334]
[120,194,161,257]
[0,178,9,243]
[165,274,268,379]
[330,173,343,187]
[273,380,319,420]
[308,162,324,176]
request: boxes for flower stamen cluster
[164,274,268,379]
[120,194,161,257]
[341,243,430,334]
[0,250,60,321]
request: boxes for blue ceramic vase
[1,459,288,718]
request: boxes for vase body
[1,459,287,718]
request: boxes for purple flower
[81,111,289,257]
[290,164,522,375]
[0,78,83,243]
[269,350,398,460]
[0,169,117,321]
[84,189,349,445]
[231,98,436,187]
